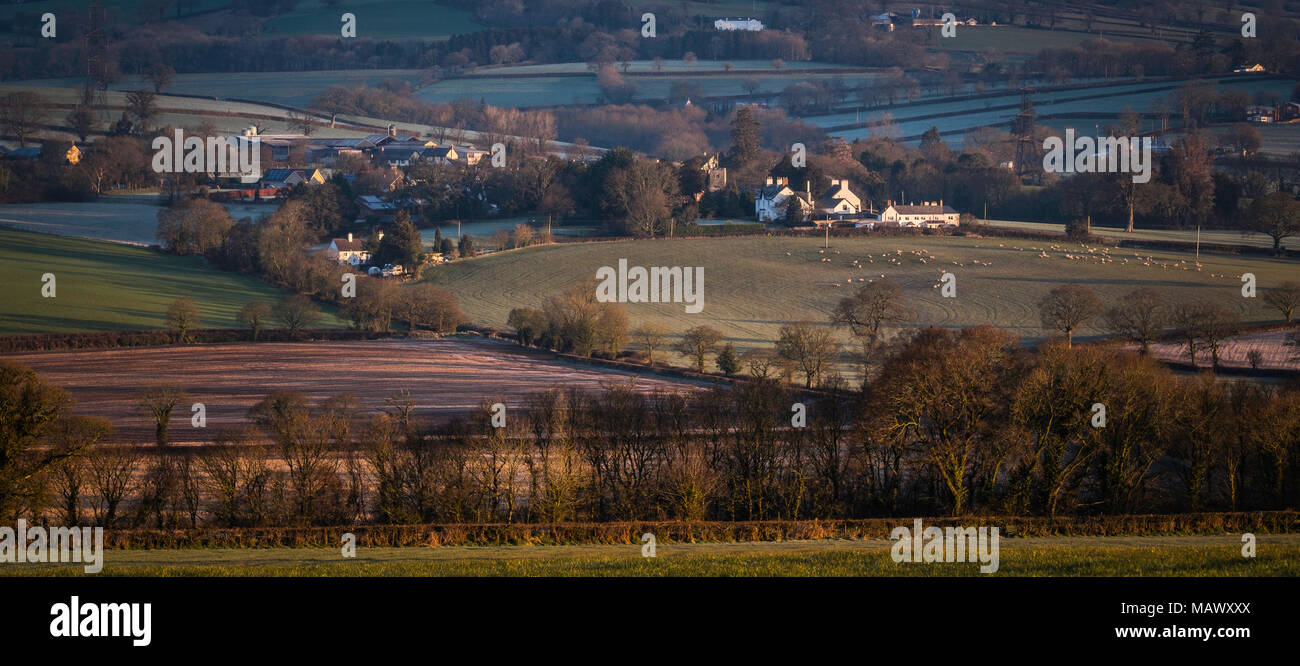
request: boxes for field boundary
[97,512,1300,549]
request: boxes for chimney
[388,124,397,137]
[347,232,353,242]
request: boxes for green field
[6,535,1296,576]
[425,234,1296,361]
[0,201,279,246]
[0,229,344,334]
[421,64,881,107]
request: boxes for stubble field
[1,337,707,444]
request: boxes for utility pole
[1196,225,1201,262]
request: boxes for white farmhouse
[328,233,371,266]
[757,177,864,222]
[877,201,960,228]
[756,177,797,222]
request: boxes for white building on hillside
[328,232,371,265]
[877,201,960,228]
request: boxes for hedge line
[101,511,1300,549]
[0,328,387,354]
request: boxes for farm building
[877,201,960,228]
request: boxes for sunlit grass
[7,536,1297,577]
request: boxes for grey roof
[892,204,956,215]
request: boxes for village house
[428,145,460,165]
[458,146,490,166]
[327,232,372,266]
[816,179,862,216]
[756,176,797,222]
[371,146,427,168]
[356,195,400,222]
[877,200,960,228]
[261,168,325,190]
[756,177,863,223]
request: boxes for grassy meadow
[6,535,1296,576]
[425,234,1296,362]
[0,228,344,334]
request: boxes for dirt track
[3,337,705,444]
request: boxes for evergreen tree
[716,342,740,377]
[376,211,423,268]
[727,106,762,168]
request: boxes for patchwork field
[425,234,1297,363]
[1,337,708,444]
[7,535,1297,576]
[0,228,339,335]
[819,76,1296,143]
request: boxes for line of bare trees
[5,324,1298,527]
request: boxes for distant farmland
[12,69,427,107]
[819,76,1298,143]
[0,229,341,334]
[261,0,482,40]
[419,61,882,108]
[425,234,1296,363]
[0,200,277,245]
[2,337,708,444]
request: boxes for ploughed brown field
[3,337,706,444]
